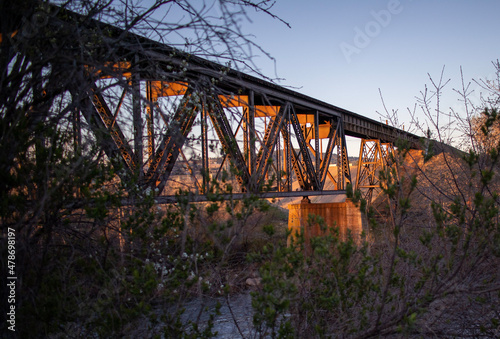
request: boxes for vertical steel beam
[72,106,81,155]
[314,111,320,183]
[131,71,143,175]
[248,90,256,175]
[337,133,342,189]
[201,103,209,193]
[146,81,155,169]
[243,106,249,171]
[276,133,281,192]
[284,108,292,192]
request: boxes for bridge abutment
[288,198,368,248]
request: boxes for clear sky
[240,0,500,144]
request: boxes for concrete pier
[288,198,367,246]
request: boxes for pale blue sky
[141,0,500,152]
[242,0,500,140]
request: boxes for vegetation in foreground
[1,1,500,338]
[3,95,500,338]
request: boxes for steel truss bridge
[10,8,423,203]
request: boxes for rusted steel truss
[76,75,354,197]
[59,13,420,199]
[81,87,136,172]
[355,139,397,207]
[145,88,198,193]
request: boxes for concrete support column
[288,199,367,251]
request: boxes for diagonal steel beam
[306,142,338,188]
[89,88,136,172]
[214,114,245,182]
[145,89,198,193]
[111,87,127,128]
[289,105,319,190]
[281,121,307,190]
[207,95,251,192]
[337,119,351,189]
[319,120,338,189]
[254,104,287,190]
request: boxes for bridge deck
[150,190,347,204]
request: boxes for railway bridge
[2,7,425,222]
[53,12,422,206]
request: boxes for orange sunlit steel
[0,31,18,43]
[150,81,188,98]
[85,62,132,79]
[304,122,333,140]
[218,95,248,107]
[255,105,280,117]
